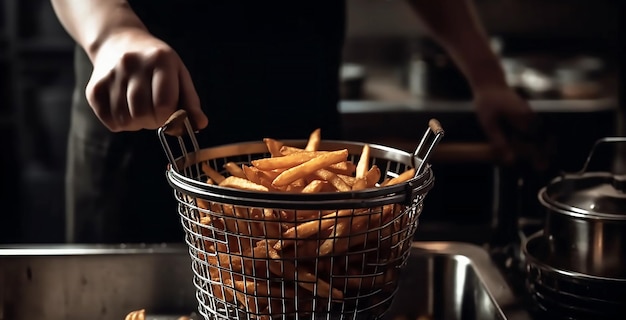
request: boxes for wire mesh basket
[157,110,444,320]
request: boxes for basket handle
[413,118,445,176]
[162,109,191,137]
[157,110,201,172]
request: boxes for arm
[406,0,506,91]
[408,0,546,168]
[50,0,208,131]
[50,0,146,62]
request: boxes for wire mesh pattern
[157,113,442,320]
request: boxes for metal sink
[385,242,531,320]
[0,242,532,320]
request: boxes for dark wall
[0,0,73,243]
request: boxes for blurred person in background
[51,0,539,243]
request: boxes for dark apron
[66,1,346,243]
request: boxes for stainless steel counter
[0,242,532,320]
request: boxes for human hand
[473,85,551,170]
[85,28,208,132]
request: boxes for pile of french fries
[189,129,418,318]
[124,309,191,320]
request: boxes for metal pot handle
[572,137,626,175]
[569,137,626,192]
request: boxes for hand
[85,28,208,132]
[473,85,550,170]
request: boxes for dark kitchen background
[0,0,621,244]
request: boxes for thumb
[178,65,208,130]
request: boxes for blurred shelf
[340,97,618,114]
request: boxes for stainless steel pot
[523,231,626,318]
[537,137,626,279]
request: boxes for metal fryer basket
[157,111,444,320]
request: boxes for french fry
[239,282,300,319]
[352,178,368,191]
[325,161,357,176]
[279,209,352,243]
[216,278,237,304]
[317,208,372,256]
[305,128,321,151]
[381,168,416,187]
[223,162,246,179]
[202,161,225,184]
[311,169,351,192]
[251,152,320,170]
[326,216,396,258]
[258,169,283,181]
[279,145,308,155]
[337,174,356,187]
[272,150,348,187]
[219,176,269,192]
[265,254,343,300]
[365,165,381,187]
[356,144,371,179]
[301,179,325,193]
[242,165,263,185]
[124,309,145,320]
[279,147,356,175]
[209,203,249,253]
[233,280,266,314]
[256,173,280,191]
[234,206,264,238]
[264,138,284,157]
[259,209,282,239]
[285,178,307,192]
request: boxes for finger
[127,74,155,129]
[178,64,208,130]
[86,72,113,130]
[110,72,132,131]
[152,64,178,127]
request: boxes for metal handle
[162,109,191,137]
[157,110,201,173]
[413,118,445,176]
[572,136,626,175]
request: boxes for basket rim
[165,139,435,209]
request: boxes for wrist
[86,25,148,62]
[82,3,148,62]
[439,36,508,92]
[465,59,508,92]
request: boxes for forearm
[50,0,147,61]
[407,0,507,91]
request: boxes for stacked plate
[523,231,626,319]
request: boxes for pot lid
[543,172,626,217]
